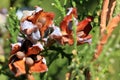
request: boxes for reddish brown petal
[9,59,26,77]
[60,17,74,35]
[77,16,93,32]
[76,31,85,37]
[63,36,69,41]
[84,34,92,39]
[39,12,55,37]
[67,8,77,18]
[77,35,92,45]
[60,20,69,35]
[10,44,21,55]
[27,10,43,24]
[61,35,74,45]
[26,46,41,56]
[29,59,48,73]
[60,8,77,36]
[82,23,92,37]
[68,38,74,45]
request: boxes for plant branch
[107,0,116,22]
[27,73,35,80]
[93,14,120,60]
[100,0,109,35]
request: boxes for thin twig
[100,0,109,35]
[27,73,35,80]
[107,0,116,22]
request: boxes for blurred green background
[0,0,120,80]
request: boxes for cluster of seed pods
[9,6,93,77]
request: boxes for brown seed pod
[16,51,25,59]
[25,57,34,66]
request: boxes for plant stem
[27,73,35,80]
[93,14,120,60]
[100,0,109,35]
[107,0,116,22]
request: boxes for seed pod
[16,51,25,59]
[25,57,34,66]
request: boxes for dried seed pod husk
[25,57,34,66]
[16,51,25,59]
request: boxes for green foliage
[6,7,20,43]
[114,0,120,16]
[0,0,120,80]
[52,0,66,17]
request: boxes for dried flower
[55,8,93,45]
[9,39,47,77]
[9,6,94,78]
